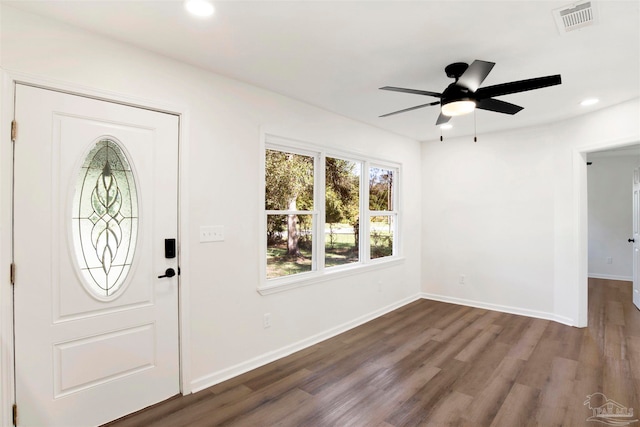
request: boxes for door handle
[629,238,636,243]
[158,268,176,279]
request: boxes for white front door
[13,84,180,427]
[633,166,640,310]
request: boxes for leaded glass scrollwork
[72,139,138,298]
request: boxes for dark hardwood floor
[106,278,640,426]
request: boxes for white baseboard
[419,292,575,327]
[588,273,633,282]
[190,294,421,393]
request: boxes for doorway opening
[580,142,640,325]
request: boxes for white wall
[421,127,556,319]
[587,151,640,281]
[0,4,422,404]
[421,99,640,326]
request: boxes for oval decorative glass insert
[72,139,138,298]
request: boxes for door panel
[14,84,180,427]
[56,114,154,320]
[54,324,155,398]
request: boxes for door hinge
[11,120,17,143]
[12,403,17,426]
[10,263,15,286]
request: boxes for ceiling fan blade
[456,60,495,92]
[475,75,562,99]
[436,112,451,125]
[379,101,440,118]
[475,98,524,115]
[379,86,442,98]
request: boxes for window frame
[366,164,399,262]
[264,144,320,278]
[323,153,363,271]
[259,134,402,295]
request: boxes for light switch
[200,225,224,242]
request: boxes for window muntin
[264,138,399,286]
[325,157,360,268]
[72,138,138,298]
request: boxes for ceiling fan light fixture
[440,123,453,130]
[441,100,476,117]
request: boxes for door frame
[574,136,640,327]
[0,71,192,426]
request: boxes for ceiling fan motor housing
[442,63,477,115]
[441,84,474,108]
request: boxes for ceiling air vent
[553,1,596,35]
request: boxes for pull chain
[474,110,477,143]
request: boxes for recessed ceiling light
[184,0,215,17]
[440,124,453,130]
[580,98,599,107]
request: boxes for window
[325,157,360,268]
[368,167,396,259]
[263,136,400,290]
[265,148,316,279]
[72,138,138,298]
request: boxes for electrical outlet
[459,275,466,285]
[263,313,271,329]
[606,257,613,264]
[200,225,224,243]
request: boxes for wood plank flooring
[105,278,640,426]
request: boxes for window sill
[257,257,405,295]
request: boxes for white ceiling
[6,0,640,142]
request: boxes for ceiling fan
[379,60,562,126]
